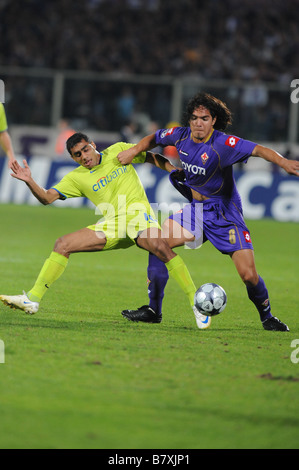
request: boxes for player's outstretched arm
[10,159,60,205]
[252,144,299,176]
[117,133,157,165]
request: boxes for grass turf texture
[0,203,298,449]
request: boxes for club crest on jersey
[201,152,209,164]
[225,136,240,148]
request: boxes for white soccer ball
[194,283,227,317]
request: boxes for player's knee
[149,238,173,263]
[240,268,259,286]
[53,236,69,256]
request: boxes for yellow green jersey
[0,104,8,132]
[52,142,159,250]
[52,142,148,210]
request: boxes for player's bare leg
[29,228,107,304]
[161,218,196,248]
[230,249,259,286]
[53,227,107,257]
[0,228,107,314]
[136,226,176,262]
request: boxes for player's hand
[10,159,32,181]
[117,149,135,165]
[8,157,17,169]
[282,159,299,176]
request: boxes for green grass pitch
[0,203,298,449]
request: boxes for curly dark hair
[183,92,232,131]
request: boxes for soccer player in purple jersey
[117,92,299,331]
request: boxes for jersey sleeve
[216,134,257,167]
[51,173,83,199]
[0,104,8,132]
[155,127,186,146]
[131,152,146,164]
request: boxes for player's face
[189,106,216,142]
[70,140,100,169]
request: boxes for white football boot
[192,305,211,329]
[0,291,39,314]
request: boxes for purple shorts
[169,199,253,254]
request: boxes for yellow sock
[165,254,196,306]
[27,252,68,302]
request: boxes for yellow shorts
[87,203,160,251]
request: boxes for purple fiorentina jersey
[155,127,257,208]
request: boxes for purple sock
[147,253,169,314]
[246,276,272,322]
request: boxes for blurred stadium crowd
[0,0,298,147]
[1,0,298,82]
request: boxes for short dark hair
[183,92,232,131]
[66,132,90,155]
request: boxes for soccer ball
[194,283,227,316]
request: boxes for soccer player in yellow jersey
[0,103,16,168]
[0,132,210,328]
